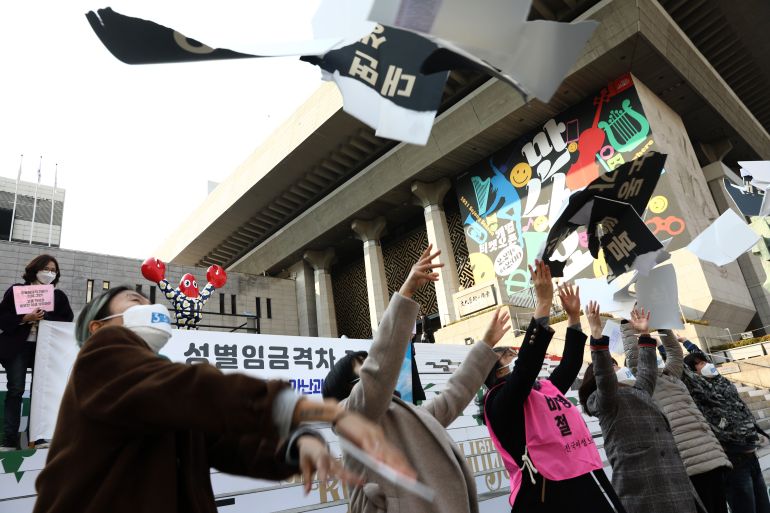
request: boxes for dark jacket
[34,326,298,513]
[588,337,702,513]
[0,284,74,360]
[485,319,621,513]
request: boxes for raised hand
[206,265,227,288]
[630,307,651,336]
[141,257,166,283]
[529,260,554,319]
[586,300,603,340]
[557,283,581,324]
[296,435,363,495]
[399,244,444,299]
[482,307,511,348]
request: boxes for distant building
[0,176,64,247]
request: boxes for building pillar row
[352,217,390,334]
[411,177,460,326]
[303,248,338,338]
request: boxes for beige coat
[344,293,499,513]
[622,324,731,476]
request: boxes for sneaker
[0,446,16,452]
[33,439,50,449]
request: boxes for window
[102,281,110,291]
[219,294,225,314]
[135,284,143,294]
[255,297,261,319]
[231,294,237,315]
[266,298,272,319]
[86,279,94,303]
[150,286,156,304]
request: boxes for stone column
[351,217,390,333]
[411,178,460,325]
[303,249,338,338]
[288,259,318,337]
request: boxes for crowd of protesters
[3,251,770,513]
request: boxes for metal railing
[173,312,261,334]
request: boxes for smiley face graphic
[510,162,532,188]
[648,195,668,214]
[533,216,549,232]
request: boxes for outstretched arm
[586,301,617,415]
[658,329,683,378]
[346,246,441,421]
[549,283,587,394]
[486,261,555,411]
[621,321,639,374]
[629,308,657,395]
[423,308,510,427]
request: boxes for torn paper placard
[602,319,623,354]
[369,0,598,102]
[575,277,635,317]
[739,161,770,189]
[303,24,448,145]
[97,1,345,57]
[85,8,260,64]
[686,209,760,267]
[541,153,667,277]
[636,264,684,330]
[589,197,663,281]
[339,437,436,502]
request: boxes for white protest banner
[32,325,373,439]
[13,285,54,314]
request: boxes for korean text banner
[454,74,689,300]
[31,322,370,441]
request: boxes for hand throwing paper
[686,209,760,266]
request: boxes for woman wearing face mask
[33,286,415,513]
[481,261,624,513]
[620,323,731,513]
[322,246,512,513]
[682,351,770,513]
[0,254,73,450]
[579,303,704,513]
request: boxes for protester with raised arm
[482,261,624,513]
[580,304,703,513]
[621,323,730,513]
[323,245,511,513]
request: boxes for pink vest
[484,379,603,505]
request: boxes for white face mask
[700,363,719,378]
[615,366,637,385]
[100,304,173,353]
[656,355,666,370]
[37,271,56,285]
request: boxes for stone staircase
[734,383,770,485]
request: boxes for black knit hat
[322,351,368,401]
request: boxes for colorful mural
[455,74,688,299]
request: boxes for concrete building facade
[152,0,770,347]
[0,241,299,335]
[0,176,64,247]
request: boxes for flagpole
[9,154,22,242]
[48,163,57,247]
[30,156,42,245]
